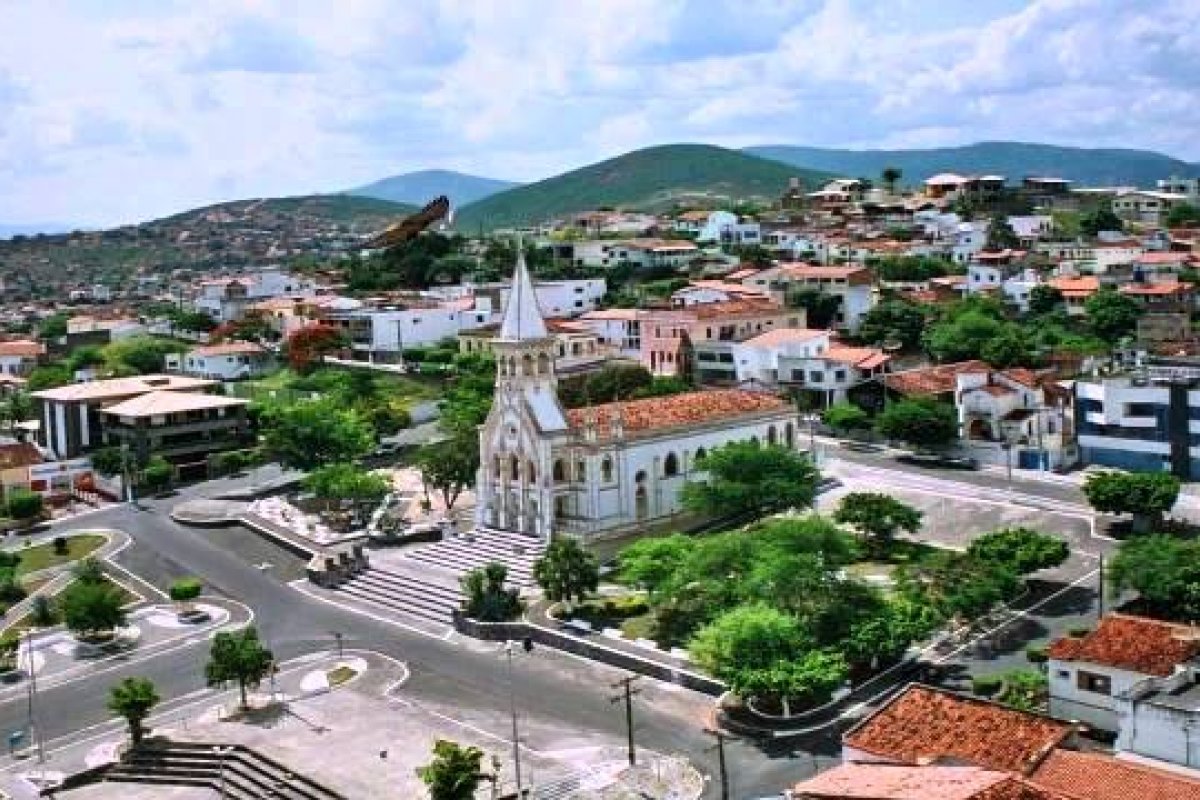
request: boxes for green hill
[454,144,832,231]
[745,141,1200,189]
[154,194,415,227]
[348,169,519,208]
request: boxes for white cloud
[0,0,1197,226]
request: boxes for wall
[1049,659,1148,731]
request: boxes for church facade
[475,252,800,544]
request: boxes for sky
[1,0,1198,228]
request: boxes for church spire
[499,239,548,341]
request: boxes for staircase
[334,565,463,625]
[400,528,546,588]
[104,740,345,800]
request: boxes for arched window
[553,459,566,482]
[576,460,586,482]
[785,422,795,448]
[537,352,551,375]
[510,455,520,481]
[521,353,534,376]
[663,452,679,477]
[526,461,537,484]
[601,457,613,482]
[767,425,778,446]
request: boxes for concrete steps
[105,740,344,800]
[334,566,462,624]
[401,529,546,587]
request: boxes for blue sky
[1,0,1197,227]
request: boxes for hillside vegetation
[454,144,833,231]
[349,169,519,208]
[747,141,1200,188]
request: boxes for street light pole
[705,728,730,800]
[610,675,641,767]
[505,641,523,796]
[23,630,44,765]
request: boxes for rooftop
[31,374,217,403]
[191,342,269,357]
[1032,749,1200,800]
[843,684,1074,774]
[566,389,789,439]
[0,340,46,358]
[885,361,991,396]
[0,442,43,470]
[824,345,890,370]
[1120,282,1193,297]
[1047,276,1100,297]
[776,263,873,283]
[738,328,829,349]
[101,390,249,418]
[1047,613,1200,677]
[791,763,1011,800]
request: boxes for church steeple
[499,243,548,341]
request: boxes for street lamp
[504,639,533,797]
[1001,439,1013,492]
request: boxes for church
[474,251,801,544]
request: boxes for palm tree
[108,677,160,746]
[881,166,902,195]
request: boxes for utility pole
[505,641,523,797]
[610,675,640,766]
[705,728,730,800]
[1097,553,1105,619]
[24,631,43,766]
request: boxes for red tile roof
[687,298,785,319]
[885,361,991,396]
[1120,282,1193,296]
[566,390,789,438]
[776,263,874,285]
[1048,276,1100,298]
[843,685,1073,774]
[1001,368,1041,389]
[791,763,1010,799]
[1032,750,1200,800]
[0,340,46,358]
[1047,613,1200,677]
[972,778,1072,800]
[191,342,268,357]
[824,345,891,370]
[0,443,43,470]
[739,328,829,348]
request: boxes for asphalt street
[0,453,1105,799]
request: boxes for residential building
[193,269,317,322]
[65,316,147,347]
[1120,280,1195,314]
[473,250,798,543]
[670,280,767,307]
[575,309,643,359]
[248,295,363,339]
[467,278,606,319]
[693,210,761,245]
[884,360,991,402]
[640,299,802,378]
[791,764,1061,800]
[31,374,218,459]
[1048,275,1100,316]
[0,340,45,377]
[751,264,875,332]
[1048,613,1200,737]
[728,329,890,405]
[165,342,274,381]
[1158,176,1200,203]
[571,239,698,270]
[956,368,1074,470]
[1031,748,1200,800]
[1074,368,1200,478]
[1112,190,1189,226]
[99,391,251,480]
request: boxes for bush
[30,594,57,627]
[1026,645,1049,664]
[52,536,69,556]
[401,347,428,363]
[972,675,1003,697]
[5,489,43,522]
[169,577,203,605]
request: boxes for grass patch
[5,575,138,635]
[11,534,106,577]
[570,595,657,641]
[327,665,357,687]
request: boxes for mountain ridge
[744,141,1200,188]
[348,169,519,208]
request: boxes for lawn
[4,575,140,634]
[11,534,106,577]
[232,367,441,406]
[568,594,657,641]
[844,538,943,584]
[327,665,358,687]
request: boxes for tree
[140,456,173,493]
[303,463,390,519]
[533,539,599,608]
[788,289,843,329]
[205,627,274,709]
[416,739,489,800]
[25,365,71,391]
[833,492,922,557]
[38,313,69,340]
[876,397,958,451]
[823,402,870,436]
[1085,288,1140,343]
[617,535,692,599]
[4,488,43,522]
[1108,535,1200,622]
[102,336,185,375]
[1083,470,1180,533]
[260,398,374,471]
[966,528,1069,575]
[108,677,160,746]
[1165,203,1200,228]
[460,563,523,622]
[881,166,902,195]
[414,438,478,511]
[73,557,106,585]
[169,577,203,613]
[61,580,126,639]
[985,215,1020,251]
[284,324,348,374]
[856,299,927,351]
[1028,284,1065,316]
[895,550,1019,622]
[89,446,133,477]
[682,441,819,519]
[1080,208,1123,237]
[925,309,1010,363]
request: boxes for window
[835,370,847,382]
[601,457,613,482]
[663,452,679,477]
[809,371,824,383]
[553,460,566,482]
[1077,670,1112,695]
[576,460,586,482]
[1056,669,1070,680]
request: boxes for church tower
[474,247,566,540]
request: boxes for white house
[165,342,274,381]
[0,340,45,377]
[1049,614,1200,743]
[474,250,799,544]
[695,211,761,246]
[571,239,698,270]
[748,264,876,332]
[575,309,643,359]
[193,269,317,322]
[731,328,890,405]
[498,278,606,318]
[955,368,1073,470]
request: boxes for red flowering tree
[285,325,348,373]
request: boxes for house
[884,360,991,401]
[571,239,698,270]
[249,294,363,339]
[193,269,317,322]
[728,329,890,405]
[670,280,767,307]
[1047,276,1100,316]
[1074,368,1200,478]
[99,391,251,480]
[694,210,761,245]
[1120,280,1195,314]
[0,340,46,377]
[1112,190,1190,226]
[0,442,46,505]
[956,368,1074,470]
[842,684,1075,773]
[473,250,799,543]
[65,316,147,347]
[575,309,643,359]
[165,342,274,381]
[641,299,802,378]
[791,764,1067,800]
[31,374,219,459]
[1030,748,1200,800]
[750,264,876,332]
[1048,613,1200,733]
